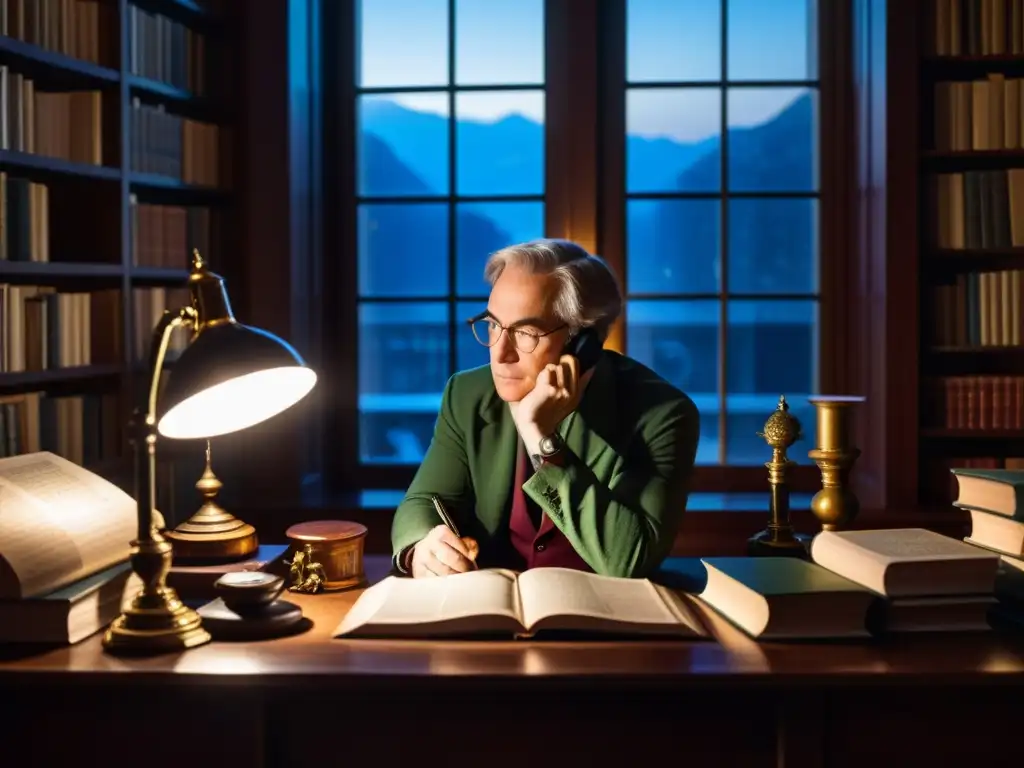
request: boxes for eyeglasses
[467,313,566,354]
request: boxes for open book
[0,452,138,599]
[333,567,709,639]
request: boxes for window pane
[456,202,545,295]
[455,0,544,85]
[358,0,448,88]
[727,0,816,82]
[627,89,721,193]
[455,91,545,196]
[627,199,719,294]
[725,299,817,464]
[626,299,720,465]
[728,198,817,295]
[627,0,720,83]
[456,301,492,372]
[358,302,449,464]
[359,94,450,197]
[358,203,449,297]
[727,88,816,192]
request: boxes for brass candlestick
[747,395,811,558]
[807,395,865,531]
[165,440,258,562]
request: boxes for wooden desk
[2,556,1021,768]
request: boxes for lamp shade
[157,322,317,440]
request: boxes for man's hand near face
[511,354,584,455]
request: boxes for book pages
[0,452,136,599]
[517,567,684,632]
[334,569,520,637]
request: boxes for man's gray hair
[483,238,623,340]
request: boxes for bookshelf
[918,0,1024,505]
[0,0,231,511]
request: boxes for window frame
[321,0,854,497]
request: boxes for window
[622,0,820,466]
[333,0,829,489]
[355,0,546,464]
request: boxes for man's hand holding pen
[409,525,479,577]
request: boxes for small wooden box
[285,520,368,592]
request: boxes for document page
[0,452,136,598]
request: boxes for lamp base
[165,516,259,563]
[166,443,259,563]
[103,531,212,654]
[102,588,212,654]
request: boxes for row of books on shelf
[934,76,1024,153]
[929,269,1022,347]
[130,98,221,186]
[0,285,108,371]
[128,4,207,94]
[0,73,221,184]
[0,176,213,265]
[0,0,109,65]
[130,194,211,268]
[0,171,48,262]
[0,285,188,372]
[925,374,1024,430]
[0,68,102,164]
[927,0,1024,57]
[1,0,210,88]
[0,390,119,467]
[929,170,1024,250]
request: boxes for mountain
[358,132,511,298]
[635,93,815,295]
[360,98,715,241]
[359,92,815,300]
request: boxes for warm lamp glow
[157,366,318,439]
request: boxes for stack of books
[695,527,1002,638]
[952,467,1024,625]
[808,528,999,633]
[0,451,141,644]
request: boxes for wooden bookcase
[918,0,1024,505]
[0,0,232,517]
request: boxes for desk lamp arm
[134,305,196,541]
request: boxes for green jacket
[390,351,701,578]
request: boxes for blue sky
[357,0,815,142]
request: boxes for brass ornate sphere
[757,395,803,450]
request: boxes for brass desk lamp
[102,250,317,654]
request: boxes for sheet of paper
[0,452,136,598]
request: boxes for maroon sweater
[508,443,592,571]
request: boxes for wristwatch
[535,433,564,462]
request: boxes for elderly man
[391,239,700,579]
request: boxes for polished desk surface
[2,555,1024,686]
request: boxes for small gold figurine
[286,544,328,594]
[747,395,811,558]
